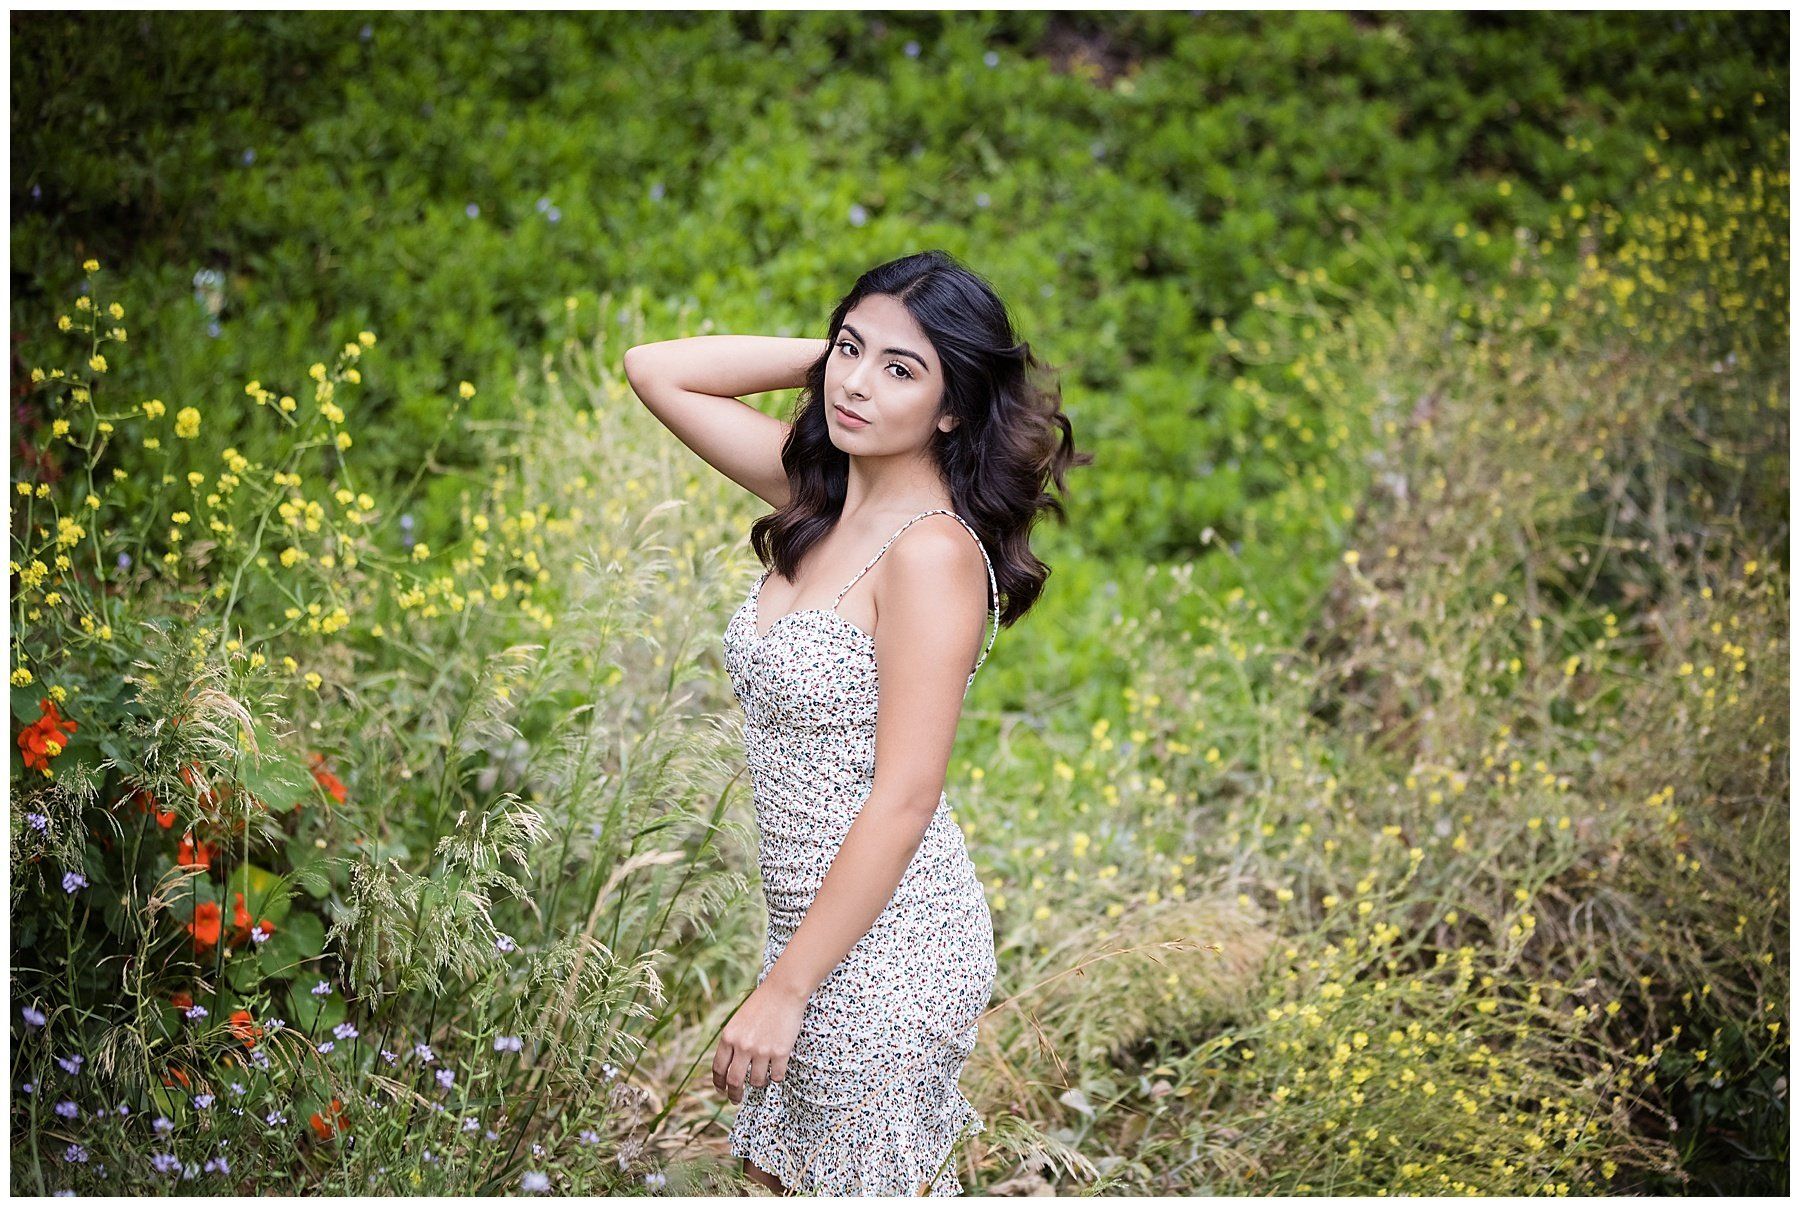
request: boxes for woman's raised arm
[622,335,826,509]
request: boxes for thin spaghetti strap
[833,508,1001,685]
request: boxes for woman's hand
[712,979,809,1104]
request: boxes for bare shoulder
[880,514,989,602]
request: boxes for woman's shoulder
[881,513,989,592]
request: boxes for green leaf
[227,955,263,993]
[257,910,324,981]
[285,982,345,1034]
[239,736,309,814]
[224,861,292,926]
[12,682,49,726]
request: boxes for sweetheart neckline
[743,574,876,649]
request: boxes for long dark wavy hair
[749,250,1090,628]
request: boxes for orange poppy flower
[309,1096,348,1140]
[161,1065,191,1089]
[228,1008,265,1049]
[224,890,278,949]
[18,698,77,775]
[176,834,216,870]
[187,900,223,952]
[169,990,194,1011]
[307,752,348,805]
[132,787,177,829]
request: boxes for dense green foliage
[10,10,1788,1197]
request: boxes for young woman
[624,250,1088,1195]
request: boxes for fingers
[714,1037,791,1105]
[712,1039,732,1099]
[726,1049,753,1104]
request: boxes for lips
[834,404,869,425]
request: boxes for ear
[938,415,959,433]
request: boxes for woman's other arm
[621,335,825,508]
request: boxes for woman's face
[823,294,952,453]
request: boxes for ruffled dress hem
[727,1084,985,1197]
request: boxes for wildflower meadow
[9,11,1788,1196]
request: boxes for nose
[843,360,872,400]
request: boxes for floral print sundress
[722,508,1001,1196]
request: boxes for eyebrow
[840,325,929,374]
